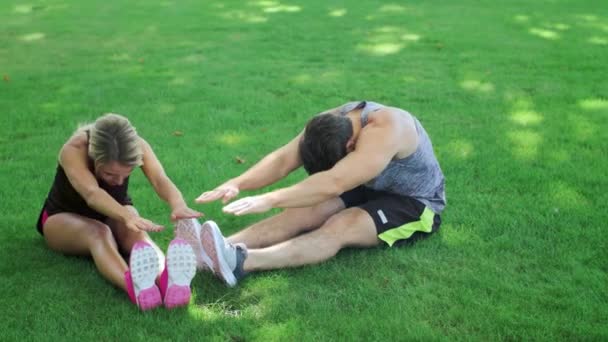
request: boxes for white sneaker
[200,220,248,287]
[174,218,213,270]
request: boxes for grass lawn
[1,0,607,340]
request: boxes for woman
[36,113,201,310]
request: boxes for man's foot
[200,220,248,287]
[126,241,162,310]
[175,218,212,270]
[159,238,197,309]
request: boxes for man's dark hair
[299,114,354,174]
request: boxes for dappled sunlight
[109,53,131,61]
[378,4,407,13]
[181,54,205,64]
[20,32,45,42]
[548,149,570,163]
[588,36,608,45]
[510,109,543,126]
[328,8,347,17]
[186,301,248,322]
[216,132,249,146]
[460,79,495,93]
[250,0,279,7]
[262,5,300,13]
[41,102,60,112]
[579,98,608,110]
[576,14,598,22]
[358,43,403,56]
[550,181,590,209]
[291,73,312,84]
[401,33,420,41]
[546,23,570,31]
[221,10,268,23]
[529,28,560,40]
[254,323,294,339]
[158,103,175,114]
[570,115,596,141]
[357,26,421,56]
[290,70,342,84]
[445,139,474,160]
[14,5,33,13]
[507,130,542,160]
[514,15,529,23]
[145,25,158,33]
[168,76,191,86]
[186,275,290,324]
[441,225,481,247]
[249,1,301,14]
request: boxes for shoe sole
[129,242,162,310]
[164,239,197,309]
[200,221,237,287]
[175,219,212,270]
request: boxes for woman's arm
[60,135,163,231]
[139,138,202,220]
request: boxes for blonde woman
[36,113,201,310]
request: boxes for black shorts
[35,196,134,236]
[340,186,441,247]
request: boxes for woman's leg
[43,213,129,291]
[105,205,164,272]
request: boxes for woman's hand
[170,205,204,221]
[124,216,164,232]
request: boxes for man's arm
[223,110,407,215]
[196,131,303,204]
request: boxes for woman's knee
[87,222,117,246]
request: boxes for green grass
[1,0,607,340]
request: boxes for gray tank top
[338,101,446,213]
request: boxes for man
[192,101,445,287]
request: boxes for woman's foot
[125,241,163,310]
[159,238,197,309]
[175,218,212,270]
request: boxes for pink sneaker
[126,241,162,310]
[159,238,197,309]
[175,218,213,270]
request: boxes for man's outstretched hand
[222,194,273,216]
[196,183,240,204]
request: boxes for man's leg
[227,197,345,248]
[243,207,379,271]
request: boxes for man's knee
[282,199,344,227]
[319,208,377,246]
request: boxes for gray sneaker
[200,220,248,287]
[174,218,213,270]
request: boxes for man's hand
[125,215,164,232]
[196,182,240,204]
[170,205,203,221]
[222,194,273,216]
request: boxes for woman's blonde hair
[79,113,143,166]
